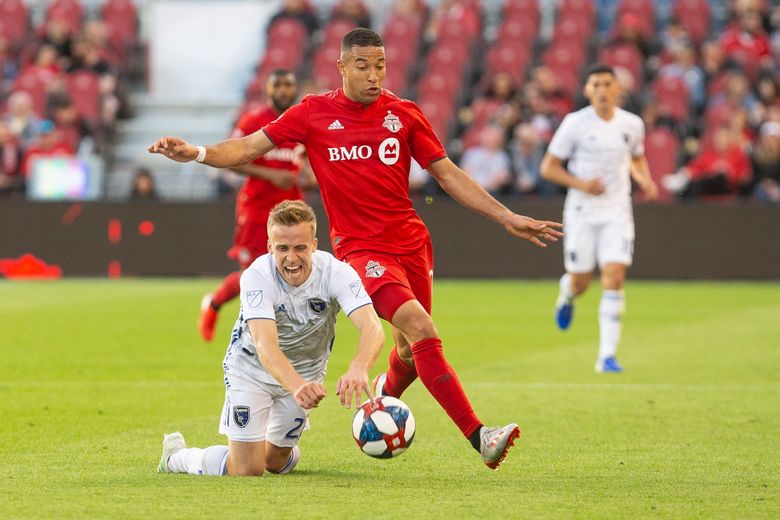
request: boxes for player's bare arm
[248,319,326,410]
[428,157,563,247]
[230,163,297,190]
[630,155,658,200]
[540,153,606,195]
[147,129,276,168]
[336,305,385,409]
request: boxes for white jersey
[225,250,372,386]
[547,106,645,218]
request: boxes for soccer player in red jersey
[199,70,310,341]
[150,28,562,469]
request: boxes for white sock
[167,445,229,476]
[598,290,625,360]
[267,445,300,475]
[559,273,573,302]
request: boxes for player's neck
[593,105,616,121]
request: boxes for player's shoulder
[243,254,277,285]
[381,90,420,112]
[616,107,644,127]
[300,90,339,106]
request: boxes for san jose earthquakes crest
[233,406,250,428]
[308,297,328,314]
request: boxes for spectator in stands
[708,70,762,127]
[268,0,319,36]
[660,43,707,113]
[509,122,558,197]
[460,72,520,137]
[700,39,727,84]
[751,121,780,203]
[0,36,18,87]
[48,90,90,151]
[69,39,120,127]
[611,12,659,60]
[424,0,481,44]
[459,125,511,195]
[40,19,74,70]
[613,66,641,115]
[5,91,41,147]
[664,126,753,199]
[129,167,159,201]
[0,121,22,196]
[720,5,772,77]
[660,18,693,56]
[331,0,372,28]
[530,66,572,121]
[22,44,62,85]
[21,120,74,178]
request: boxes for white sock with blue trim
[167,445,229,476]
[598,290,625,360]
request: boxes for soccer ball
[352,396,415,458]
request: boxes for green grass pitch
[1,279,777,519]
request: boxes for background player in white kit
[158,200,384,476]
[540,64,658,373]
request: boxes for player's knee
[570,275,591,295]
[228,464,265,477]
[402,314,438,344]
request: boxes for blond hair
[267,200,317,235]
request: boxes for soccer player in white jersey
[540,64,658,373]
[158,200,384,476]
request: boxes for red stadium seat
[45,0,84,35]
[673,0,711,44]
[496,15,538,50]
[0,0,29,50]
[600,43,644,88]
[66,70,101,123]
[417,96,451,140]
[616,0,655,24]
[558,0,596,19]
[425,41,471,76]
[504,0,539,21]
[644,127,679,202]
[542,41,587,77]
[652,75,690,121]
[267,18,308,53]
[485,44,531,87]
[101,0,138,52]
[416,70,460,105]
[552,14,594,46]
[322,18,357,47]
[11,71,49,117]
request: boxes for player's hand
[148,137,198,163]
[581,178,606,195]
[336,368,372,409]
[293,381,326,410]
[270,171,297,190]
[504,214,563,248]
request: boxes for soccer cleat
[595,356,624,373]
[158,432,187,473]
[480,423,521,470]
[198,293,218,342]
[555,294,574,330]
[372,372,387,397]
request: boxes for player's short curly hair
[341,28,383,53]
[268,200,317,235]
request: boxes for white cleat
[480,423,521,470]
[158,432,187,473]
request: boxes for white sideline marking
[471,382,779,392]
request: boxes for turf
[0,279,777,519]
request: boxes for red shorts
[227,203,271,269]
[344,240,434,321]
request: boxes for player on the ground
[540,63,658,373]
[158,200,384,477]
[150,28,562,470]
[199,69,311,342]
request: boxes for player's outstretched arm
[248,319,326,409]
[427,157,562,248]
[336,305,384,409]
[147,129,277,168]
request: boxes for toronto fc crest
[382,111,403,133]
[365,260,386,278]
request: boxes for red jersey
[263,89,446,258]
[231,105,304,206]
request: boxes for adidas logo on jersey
[328,120,345,130]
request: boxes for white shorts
[218,354,308,446]
[563,210,635,273]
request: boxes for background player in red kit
[199,70,311,341]
[150,29,562,469]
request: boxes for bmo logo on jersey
[327,138,400,166]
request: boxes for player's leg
[158,432,232,476]
[556,214,596,330]
[594,217,634,372]
[263,388,307,474]
[199,271,242,342]
[373,326,417,397]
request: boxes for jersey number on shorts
[285,418,305,439]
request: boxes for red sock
[212,271,241,309]
[383,347,418,397]
[411,338,481,438]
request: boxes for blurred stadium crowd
[0,0,778,204]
